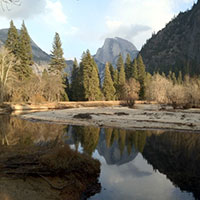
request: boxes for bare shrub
[145,73,172,104]
[122,78,140,108]
[183,77,200,108]
[166,84,187,109]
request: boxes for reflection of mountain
[67,127,148,166]
[97,129,138,165]
[143,131,200,200]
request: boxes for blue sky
[0,0,197,60]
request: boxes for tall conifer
[131,59,138,80]
[70,58,80,100]
[102,62,116,100]
[125,53,132,80]
[49,32,66,75]
[137,54,146,99]
[18,21,33,80]
[79,50,102,101]
[116,55,126,99]
[5,20,19,57]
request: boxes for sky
[0,0,197,60]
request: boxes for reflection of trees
[72,126,100,156]
[71,126,148,156]
[105,128,113,148]
[143,131,200,199]
[0,115,67,146]
[0,115,10,145]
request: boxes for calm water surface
[0,114,200,200]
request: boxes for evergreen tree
[131,58,138,80]
[18,21,33,80]
[109,63,115,81]
[137,54,146,99]
[63,73,69,101]
[109,63,118,92]
[116,55,126,100]
[79,50,102,101]
[49,32,66,75]
[70,58,80,100]
[117,53,124,72]
[5,20,19,57]
[102,62,116,100]
[125,53,132,80]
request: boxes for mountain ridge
[140,1,200,75]
[94,37,139,80]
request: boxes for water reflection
[0,115,199,200]
[0,114,67,146]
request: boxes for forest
[1,20,200,109]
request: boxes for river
[0,114,199,200]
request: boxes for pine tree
[5,20,19,58]
[116,55,126,100]
[79,50,102,101]
[125,53,132,80]
[117,53,124,72]
[70,58,80,100]
[102,62,116,100]
[137,54,146,99]
[49,32,66,75]
[18,21,33,80]
[109,63,115,81]
[131,58,138,80]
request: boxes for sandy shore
[20,104,200,132]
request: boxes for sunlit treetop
[0,0,21,11]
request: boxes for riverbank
[2,101,125,111]
[21,104,200,132]
[0,144,101,200]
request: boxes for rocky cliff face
[94,37,139,80]
[141,1,200,75]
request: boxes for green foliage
[70,58,81,101]
[109,63,118,92]
[79,50,102,101]
[116,54,126,100]
[71,126,100,156]
[117,53,124,72]
[102,62,116,100]
[5,20,19,58]
[131,59,138,80]
[49,32,66,75]
[137,54,146,99]
[18,21,33,80]
[125,53,132,80]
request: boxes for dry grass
[0,144,101,200]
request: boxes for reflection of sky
[89,153,194,200]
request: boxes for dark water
[0,114,200,200]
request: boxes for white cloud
[0,0,46,19]
[103,0,178,49]
[43,0,67,25]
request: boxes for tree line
[1,20,199,108]
[0,20,149,104]
[69,51,148,103]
